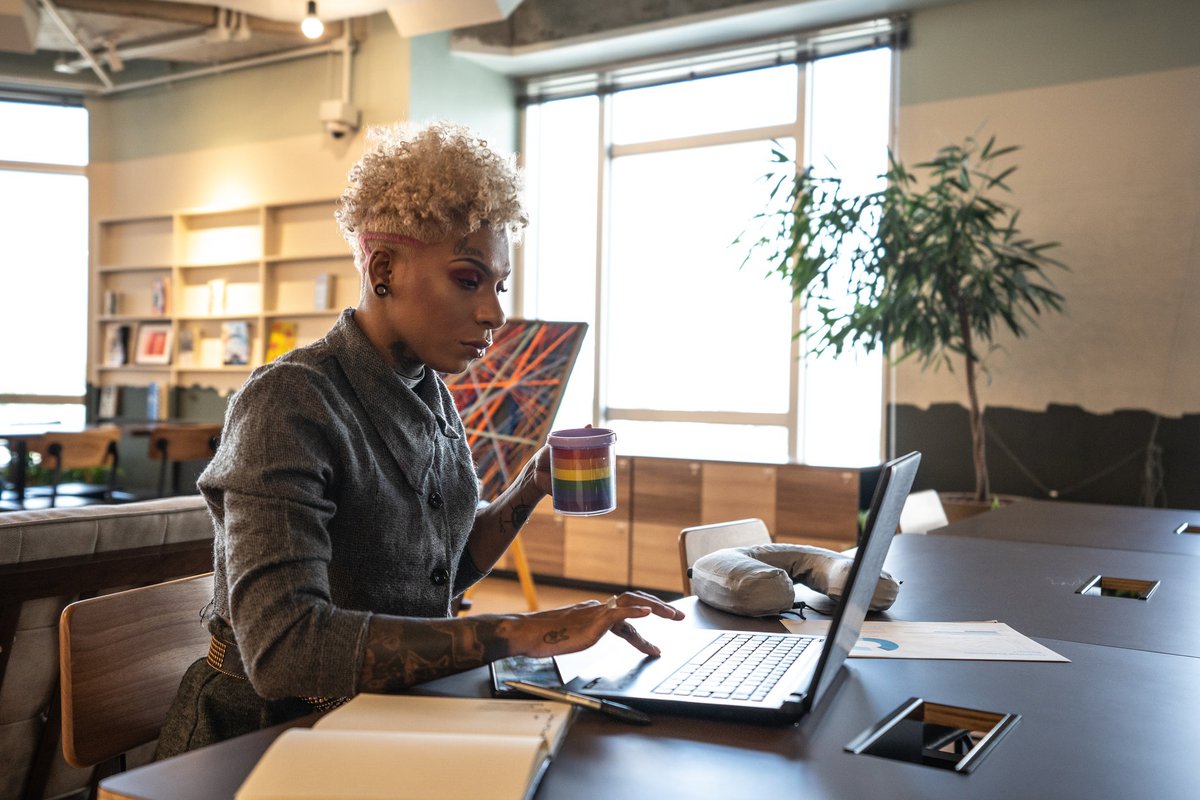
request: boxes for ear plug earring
[374,283,388,297]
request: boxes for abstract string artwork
[445,320,588,501]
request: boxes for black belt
[206,635,347,713]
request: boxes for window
[520,28,895,467]
[0,100,90,430]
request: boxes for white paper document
[780,619,1070,662]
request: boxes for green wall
[407,31,518,153]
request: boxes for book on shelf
[103,323,130,366]
[146,380,169,421]
[97,385,120,419]
[177,326,197,367]
[102,289,120,316]
[235,693,573,800]
[265,321,298,362]
[150,276,170,315]
[208,278,227,315]
[221,320,251,366]
[314,271,334,310]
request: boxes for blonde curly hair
[335,120,528,274]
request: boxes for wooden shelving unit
[91,200,358,397]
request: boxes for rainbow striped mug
[548,427,617,516]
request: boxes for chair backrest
[25,427,121,472]
[59,572,214,769]
[898,489,949,534]
[678,518,772,594]
[147,423,221,497]
[145,424,221,463]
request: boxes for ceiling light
[301,1,324,39]
[53,54,78,74]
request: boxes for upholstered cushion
[690,542,901,617]
[0,495,213,799]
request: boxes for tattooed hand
[358,592,684,692]
[517,591,685,659]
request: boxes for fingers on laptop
[610,619,662,657]
[606,591,686,620]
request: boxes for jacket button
[430,568,449,585]
[428,491,444,509]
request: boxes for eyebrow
[450,256,511,281]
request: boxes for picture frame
[135,322,174,365]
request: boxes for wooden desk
[880,533,1200,657]
[96,501,1200,800]
[935,498,1200,556]
[98,630,1200,800]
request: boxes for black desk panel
[937,498,1200,555]
[99,638,1200,800]
[881,533,1200,657]
[541,637,1200,800]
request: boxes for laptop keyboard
[652,632,815,702]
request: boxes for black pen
[505,680,651,725]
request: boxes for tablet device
[489,656,562,697]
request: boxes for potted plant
[738,136,1065,507]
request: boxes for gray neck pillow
[690,542,901,617]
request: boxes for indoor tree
[739,136,1065,502]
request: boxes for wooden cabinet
[91,201,357,398]
[509,456,863,596]
[774,465,860,550]
[630,458,702,594]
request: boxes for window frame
[517,32,898,465]
[0,100,90,413]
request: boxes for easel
[444,320,589,617]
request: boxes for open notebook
[235,694,573,800]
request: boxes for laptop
[558,451,921,722]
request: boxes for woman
[157,121,683,757]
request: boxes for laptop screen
[806,452,920,711]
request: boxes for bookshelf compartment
[98,216,172,267]
[265,201,344,258]
[178,208,262,265]
[265,316,338,359]
[177,263,261,317]
[98,269,172,318]
[267,258,355,314]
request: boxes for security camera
[318,99,360,140]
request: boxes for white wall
[894,0,1200,417]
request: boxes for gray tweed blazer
[198,309,483,699]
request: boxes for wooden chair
[22,426,123,508]
[59,573,214,788]
[677,518,773,594]
[145,423,221,497]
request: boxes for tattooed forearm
[512,502,533,527]
[359,614,518,693]
[542,628,569,645]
